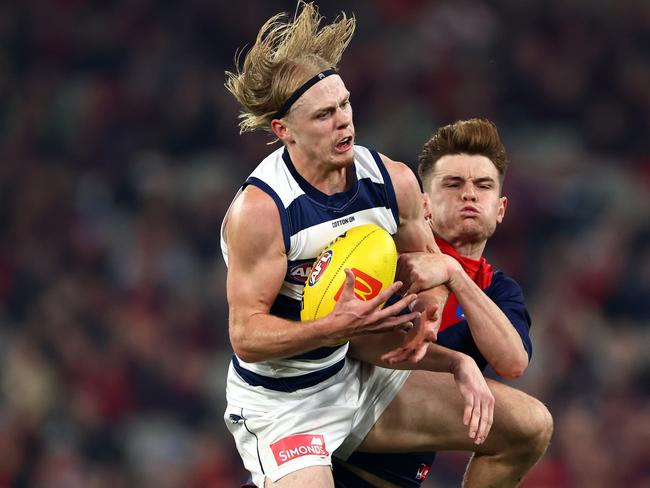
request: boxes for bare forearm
[348,331,404,364]
[448,271,528,377]
[349,333,466,374]
[414,284,449,315]
[231,277,419,363]
[230,312,341,363]
[395,342,466,373]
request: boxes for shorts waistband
[231,355,346,392]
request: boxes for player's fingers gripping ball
[301,224,398,334]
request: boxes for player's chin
[458,224,487,241]
[331,151,354,167]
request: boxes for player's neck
[452,240,486,260]
[292,156,353,195]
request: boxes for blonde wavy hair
[225,1,356,134]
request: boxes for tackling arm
[394,250,530,378]
[348,321,495,445]
[448,270,529,378]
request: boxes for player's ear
[271,118,293,143]
[496,196,508,223]
[422,192,432,220]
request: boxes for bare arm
[349,331,495,445]
[381,155,450,362]
[349,330,453,370]
[383,155,438,254]
[226,185,419,363]
[448,266,529,378]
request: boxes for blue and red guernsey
[434,236,532,369]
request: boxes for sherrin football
[301,224,398,321]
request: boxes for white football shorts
[224,358,410,486]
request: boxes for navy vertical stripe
[370,149,400,228]
[245,177,291,253]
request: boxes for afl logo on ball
[308,250,333,286]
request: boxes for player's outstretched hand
[452,355,495,445]
[379,301,441,364]
[329,269,421,341]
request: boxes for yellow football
[301,224,398,322]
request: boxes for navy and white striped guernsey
[220,145,400,392]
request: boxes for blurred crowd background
[0,0,648,487]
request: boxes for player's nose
[335,106,352,129]
[462,185,477,201]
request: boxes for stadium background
[0,0,648,486]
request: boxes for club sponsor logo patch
[287,262,313,284]
[308,250,333,286]
[270,434,329,466]
[415,463,431,481]
[333,268,382,302]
